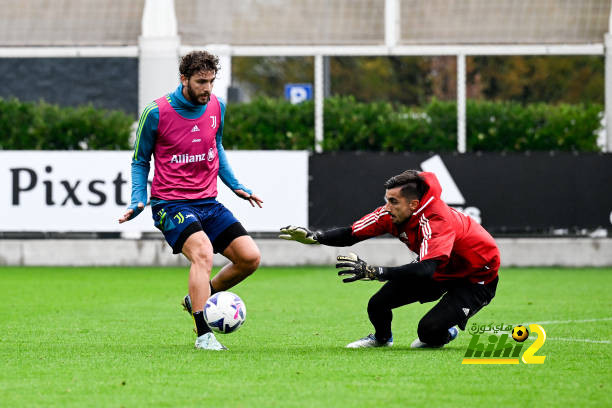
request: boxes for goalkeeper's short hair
[384,170,426,200]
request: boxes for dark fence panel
[0,58,138,117]
[309,152,612,235]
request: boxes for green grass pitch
[1,266,610,407]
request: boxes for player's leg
[346,277,444,348]
[412,277,498,348]
[182,231,227,350]
[181,203,258,316]
[368,277,445,341]
[181,231,214,314]
[151,203,226,349]
[411,297,461,348]
[203,202,260,292]
[213,232,261,291]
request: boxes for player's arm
[118,103,158,223]
[279,206,390,246]
[216,98,263,208]
[279,226,362,246]
[335,253,438,283]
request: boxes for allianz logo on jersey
[170,148,216,164]
[420,155,482,224]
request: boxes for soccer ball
[203,291,246,334]
[512,325,529,342]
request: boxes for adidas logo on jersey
[191,125,200,132]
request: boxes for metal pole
[323,56,331,98]
[605,3,612,152]
[605,34,612,152]
[457,53,466,153]
[314,54,324,153]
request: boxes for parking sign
[285,83,313,104]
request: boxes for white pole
[457,53,467,153]
[314,54,324,153]
[138,0,180,116]
[385,0,400,48]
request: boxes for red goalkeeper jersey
[351,172,500,284]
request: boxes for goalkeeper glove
[335,253,384,283]
[279,225,320,245]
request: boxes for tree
[470,56,604,104]
[231,55,604,106]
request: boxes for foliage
[0,98,133,150]
[224,96,602,152]
[0,96,601,152]
[232,56,604,105]
[224,97,315,150]
[466,101,602,151]
[471,55,604,105]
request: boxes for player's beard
[186,83,210,105]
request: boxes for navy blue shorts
[151,201,247,255]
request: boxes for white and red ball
[203,291,246,334]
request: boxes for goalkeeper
[280,170,500,348]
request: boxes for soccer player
[280,170,499,348]
[119,51,263,350]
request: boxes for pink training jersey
[151,94,221,200]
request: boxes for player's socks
[193,310,212,336]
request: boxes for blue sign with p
[285,83,313,104]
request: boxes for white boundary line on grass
[548,337,610,344]
[521,317,612,344]
[527,317,612,325]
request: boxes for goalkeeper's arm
[280,225,362,246]
[335,253,438,282]
[316,226,362,246]
[379,259,438,280]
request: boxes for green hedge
[225,96,602,152]
[0,96,602,151]
[0,98,133,150]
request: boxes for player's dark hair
[179,50,220,78]
[384,170,427,200]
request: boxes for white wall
[1,238,611,267]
